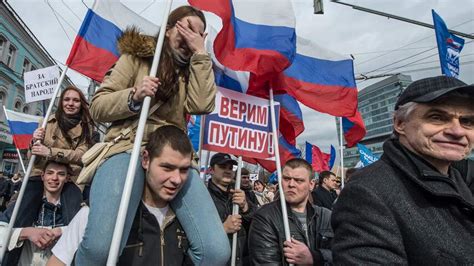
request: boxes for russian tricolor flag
[305,142,336,173]
[273,37,358,117]
[4,109,41,150]
[66,0,158,82]
[190,0,296,77]
[244,136,301,173]
[342,111,366,148]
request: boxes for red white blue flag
[66,0,158,82]
[4,109,41,150]
[342,111,366,148]
[305,142,336,173]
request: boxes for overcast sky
[8,0,474,156]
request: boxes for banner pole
[269,89,293,266]
[198,115,206,167]
[106,1,173,264]
[339,118,345,189]
[230,156,243,266]
[0,66,69,261]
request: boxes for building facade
[339,74,412,167]
[0,1,72,175]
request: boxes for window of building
[14,100,22,111]
[0,91,6,106]
[23,105,29,114]
[22,58,31,76]
[6,44,17,68]
[0,36,6,61]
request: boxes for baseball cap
[395,76,474,110]
[210,153,237,167]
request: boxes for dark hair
[55,86,94,146]
[284,158,314,180]
[155,6,206,102]
[42,160,72,176]
[319,171,335,185]
[145,125,193,159]
[241,168,250,176]
[254,180,265,188]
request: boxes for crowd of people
[0,4,473,266]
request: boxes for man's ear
[142,150,150,171]
[393,117,406,136]
[309,179,316,191]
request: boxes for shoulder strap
[116,101,164,141]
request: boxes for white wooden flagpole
[269,89,293,266]
[230,156,243,266]
[339,117,345,189]
[0,66,69,261]
[106,1,173,264]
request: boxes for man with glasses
[332,76,474,264]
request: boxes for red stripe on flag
[67,36,118,82]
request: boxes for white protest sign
[24,65,60,103]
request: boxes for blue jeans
[75,152,230,265]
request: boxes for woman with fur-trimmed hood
[75,6,230,265]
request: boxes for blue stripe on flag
[231,11,296,61]
[8,121,38,135]
[284,54,356,88]
[79,10,123,57]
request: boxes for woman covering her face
[75,6,229,265]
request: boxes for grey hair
[393,102,419,122]
[391,102,419,138]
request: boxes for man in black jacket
[48,125,195,265]
[312,171,338,209]
[332,76,474,264]
[0,160,82,265]
[208,153,256,265]
[249,158,333,265]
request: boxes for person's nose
[444,118,467,139]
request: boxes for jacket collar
[382,139,474,208]
[48,115,83,140]
[208,178,231,200]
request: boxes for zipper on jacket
[160,231,165,266]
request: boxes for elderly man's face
[395,99,474,170]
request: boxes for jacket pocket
[317,229,334,250]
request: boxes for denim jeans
[75,152,230,265]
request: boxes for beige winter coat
[89,29,216,158]
[31,116,89,182]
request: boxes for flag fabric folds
[432,9,465,78]
[272,37,358,117]
[245,136,301,173]
[189,0,296,77]
[186,115,201,152]
[4,109,41,150]
[305,142,335,173]
[66,0,158,82]
[357,143,379,167]
[342,111,366,148]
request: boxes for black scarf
[56,112,81,144]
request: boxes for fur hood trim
[117,27,156,58]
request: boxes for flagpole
[16,148,26,174]
[269,89,293,264]
[231,156,243,266]
[339,117,345,189]
[106,1,173,264]
[198,115,206,167]
[0,66,69,261]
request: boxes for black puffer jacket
[248,200,333,265]
[207,180,256,265]
[332,139,474,265]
